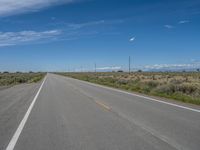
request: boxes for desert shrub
[170,79,183,84]
[129,85,141,92]
[120,84,130,90]
[132,78,140,84]
[0,73,45,86]
[59,72,200,105]
[154,84,175,94]
[152,75,156,80]
[176,83,198,95]
[116,79,128,85]
[141,76,145,79]
[15,77,26,83]
[123,75,128,78]
[146,81,159,88]
[192,89,200,97]
[128,81,141,92]
[142,85,151,93]
[30,76,43,83]
[153,83,200,101]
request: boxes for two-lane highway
[1,73,200,150]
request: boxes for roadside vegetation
[0,72,46,87]
[58,72,200,105]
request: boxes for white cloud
[0,0,75,16]
[68,20,106,29]
[129,37,135,42]
[97,66,121,70]
[0,18,124,47]
[0,30,62,46]
[178,20,190,24]
[143,62,200,70]
[164,25,174,29]
[50,19,122,30]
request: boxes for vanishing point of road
[0,73,200,150]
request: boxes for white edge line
[6,76,47,150]
[70,77,200,113]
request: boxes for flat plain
[58,72,200,105]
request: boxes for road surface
[1,73,200,150]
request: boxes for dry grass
[0,72,46,86]
[58,72,200,105]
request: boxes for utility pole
[129,56,131,74]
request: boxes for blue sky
[0,0,200,72]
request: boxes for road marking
[71,78,200,113]
[95,100,111,111]
[6,76,46,150]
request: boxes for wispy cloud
[164,20,190,29]
[97,66,121,70]
[178,20,190,24]
[0,30,62,47]
[0,0,75,17]
[67,20,106,29]
[46,19,124,41]
[143,62,200,70]
[164,25,174,29]
[49,19,123,30]
[0,18,123,47]
[129,37,135,42]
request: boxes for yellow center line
[95,100,111,111]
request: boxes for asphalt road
[0,82,41,150]
[1,73,200,150]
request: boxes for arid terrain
[58,72,200,105]
[0,72,46,87]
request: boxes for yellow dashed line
[95,100,111,111]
